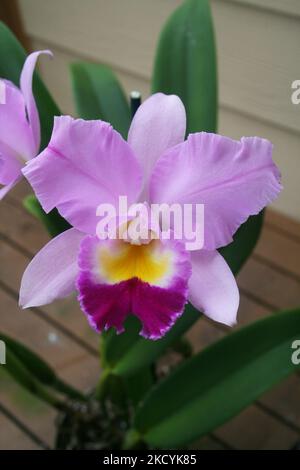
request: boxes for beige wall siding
[19,0,300,220]
[228,0,300,18]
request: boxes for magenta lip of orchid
[15,70,282,340]
[0,49,52,200]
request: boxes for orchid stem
[95,368,111,402]
[130,90,141,118]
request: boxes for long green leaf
[3,349,64,409]
[220,212,264,274]
[152,0,217,134]
[0,21,60,150]
[134,308,300,448]
[71,61,130,138]
[0,332,85,402]
[125,368,154,408]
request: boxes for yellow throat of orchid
[98,239,172,286]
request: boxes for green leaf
[0,332,85,402]
[23,194,70,238]
[71,62,131,138]
[134,308,300,448]
[152,0,217,134]
[220,212,264,274]
[0,21,60,149]
[3,348,62,408]
[103,306,199,378]
[96,371,128,409]
[101,316,141,369]
[125,368,155,408]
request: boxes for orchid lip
[76,234,191,339]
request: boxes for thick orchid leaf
[0,332,85,402]
[0,21,60,150]
[125,368,154,407]
[24,194,70,238]
[152,0,217,134]
[71,62,131,138]
[103,306,199,378]
[100,316,141,369]
[133,308,300,448]
[3,348,58,406]
[220,212,264,274]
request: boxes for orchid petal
[23,116,143,235]
[133,279,189,340]
[150,132,282,250]
[0,149,22,185]
[128,93,186,200]
[20,50,52,154]
[19,228,84,308]
[0,80,35,160]
[188,250,239,326]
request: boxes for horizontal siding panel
[228,0,300,18]
[19,0,180,79]
[211,0,300,135]
[33,40,300,221]
[19,0,300,135]
[33,40,150,115]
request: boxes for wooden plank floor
[0,180,300,450]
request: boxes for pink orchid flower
[19,93,281,340]
[0,50,51,199]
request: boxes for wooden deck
[0,180,300,450]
